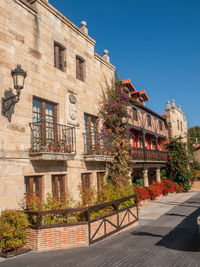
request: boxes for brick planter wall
[25,223,88,251]
[25,207,138,251]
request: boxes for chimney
[103,49,110,63]
[80,21,88,35]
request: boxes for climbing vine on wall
[166,138,191,192]
[99,75,132,186]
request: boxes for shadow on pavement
[165,213,186,217]
[156,207,200,252]
[131,231,163,238]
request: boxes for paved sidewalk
[139,191,198,221]
[0,192,200,267]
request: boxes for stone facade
[165,100,187,143]
[0,0,115,210]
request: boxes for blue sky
[51,0,200,128]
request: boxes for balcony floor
[83,154,114,162]
[29,152,75,161]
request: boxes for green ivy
[166,138,191,192]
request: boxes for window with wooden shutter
[25,176,42,199]
[84,113,98,154]
[54,42,65,71]
[52,175,66,201]
[76,56,84,81]
[97,172,105,192]
[81,173,91,190]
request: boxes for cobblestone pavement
[0,192,200,267]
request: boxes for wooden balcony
[29,121,76,161]
[131,147,168,162]
[83,132,114,162]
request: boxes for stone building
[0,0,188,210]
[165,100,187,143]
[0,0,115,210]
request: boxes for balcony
[29,121,75,161]
[131,147,168,162]
[83,132,114,162]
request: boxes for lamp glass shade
[13,73,25,90]
[11,64,27,91]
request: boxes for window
[151,140,156,150]
[132,108,138,121]
[52,175,66,201]
[84,113,98,154]
[76,56,84,81]
[54,42,65,71]
[138,137,143,148]
[180,121,183,131]
[147,115,151,127]
[81,173,91,190]
[32,98,57,149]
[97,172,105,192]
[25,176,42,199]
[177,120,180,130]
[159,121,163,131]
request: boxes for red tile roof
[122,79,150,101]
[193,144,200,150]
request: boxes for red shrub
[174,184,183,193]
[134,186,150,205]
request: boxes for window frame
[52,175,66,201]
[81,173,91,190]
[76,56,85,81]
[159,120,163,131]
[97,172,105,192]
[25,176,42,200]
[147,115,152,127]
[177,120,180,130]
[54,42,65,71]
[132,108,138,121]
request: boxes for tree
[166,138,191,192]
[187,126,200,150]
[99,76,132,186]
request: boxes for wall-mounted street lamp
[2,64,27,122]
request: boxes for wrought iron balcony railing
[83,132,113,156]
[29,121,76,154]
[131,147,168,161]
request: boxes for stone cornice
[36,0,96,46]
[14,0,37,14]
[94,53,116,71]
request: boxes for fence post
[85,208,91,245]
[135,195,139,221]
[36,213,42,228]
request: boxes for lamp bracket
[1,89,20,122]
